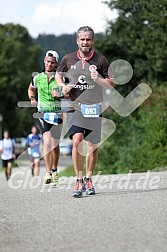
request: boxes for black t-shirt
[57,50,112,104]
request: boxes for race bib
[43,112,58,125]
[81,103,101,118]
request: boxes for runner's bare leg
[51,138,60,170]
[72,133,85,179]
[86,141,98,178]
[7,161,12,179]
[42,131,52,173]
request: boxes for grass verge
[58,165,76,177]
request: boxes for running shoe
[73,179,85,197]
[45,172,52,184]
[85,178,95,195]
[52,171,58,186]
[82,179,86,192]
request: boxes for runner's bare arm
[55,73,71,97]
[90,70,115,88]
[28,83,37,104]
[55,72,65,87]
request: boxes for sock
[52,168,57,174]
[85,177,92,181]
[77,178,84,183]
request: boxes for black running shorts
[2,159,13,167]
[37,114,63,139]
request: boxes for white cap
[45,50,59,62]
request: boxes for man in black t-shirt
[56,26,115,197]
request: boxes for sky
[0,0,118,38]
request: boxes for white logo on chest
[78,75,86,84]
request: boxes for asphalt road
[0,160,167,252]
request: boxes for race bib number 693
[81,103,100,118]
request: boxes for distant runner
[0,130,16,180]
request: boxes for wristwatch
[59,86,65,98]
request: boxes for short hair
[31,125,39,133]
[4,129,9,134]
[76,26,94,38]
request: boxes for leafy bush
[96,86,167,174]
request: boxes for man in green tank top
[28,50,63,186]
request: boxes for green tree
[96,86,167,174]
[0,23,42,137]
[93,0,167,174]
[97,0,167,85]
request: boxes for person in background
[56,26,115,197]
[0,130,16,180]
[28,50,64,186]
[25,125,42,177]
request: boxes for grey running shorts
[67,110,102,144]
